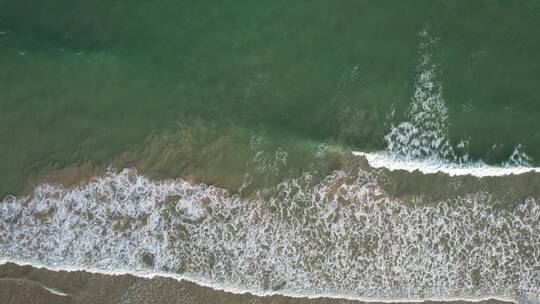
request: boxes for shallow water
[0,263,515,304]
[2,1,540,194]
[1,1,540,302]
[1,168,538,302]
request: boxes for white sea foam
[353,151,540,177]
[0,259,520,303]
[41,285,69,297]
[384,28,463,163]
[1,28,539,304]
[382,27,534,171]
[1,169,538,302]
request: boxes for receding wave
[1,169,538,302]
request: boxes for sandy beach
[0,262,514,304]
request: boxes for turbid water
[2,1,540,194]
[1,1,539,303]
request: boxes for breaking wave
[353,151,540,177]
[382,28,533,172]
[1,169,538,302]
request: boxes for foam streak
[1,169,538,302]
[353,151,540,177]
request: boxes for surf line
[0,259,516,304]
[353,151,540,177]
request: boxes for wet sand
[0,263,512,304]
[3,148,539,303]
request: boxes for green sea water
[2,0,540,195]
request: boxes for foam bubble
[383,27,533,168]
[1,169,538,302]
[353,151,540,177]
[384,27,460,163]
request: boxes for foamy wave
[383,27,533,168]
[1,169,538,302]
[384,27,463,163]
[353,151,540,177]
[505,145,533,168]
[0,260,519,304]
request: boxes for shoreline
[1,154,538,303]
[0,260,517,304]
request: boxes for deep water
[2,1,540,195]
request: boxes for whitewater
[1,28,539,304]
[352,151,540,177]
[1,168,539,303]
[359,28,539,178]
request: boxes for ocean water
[1,169,539,301]
[1,1,540,303]
[2,1,540,194]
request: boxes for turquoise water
[1,2,540,302]
[2,1,540,194]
